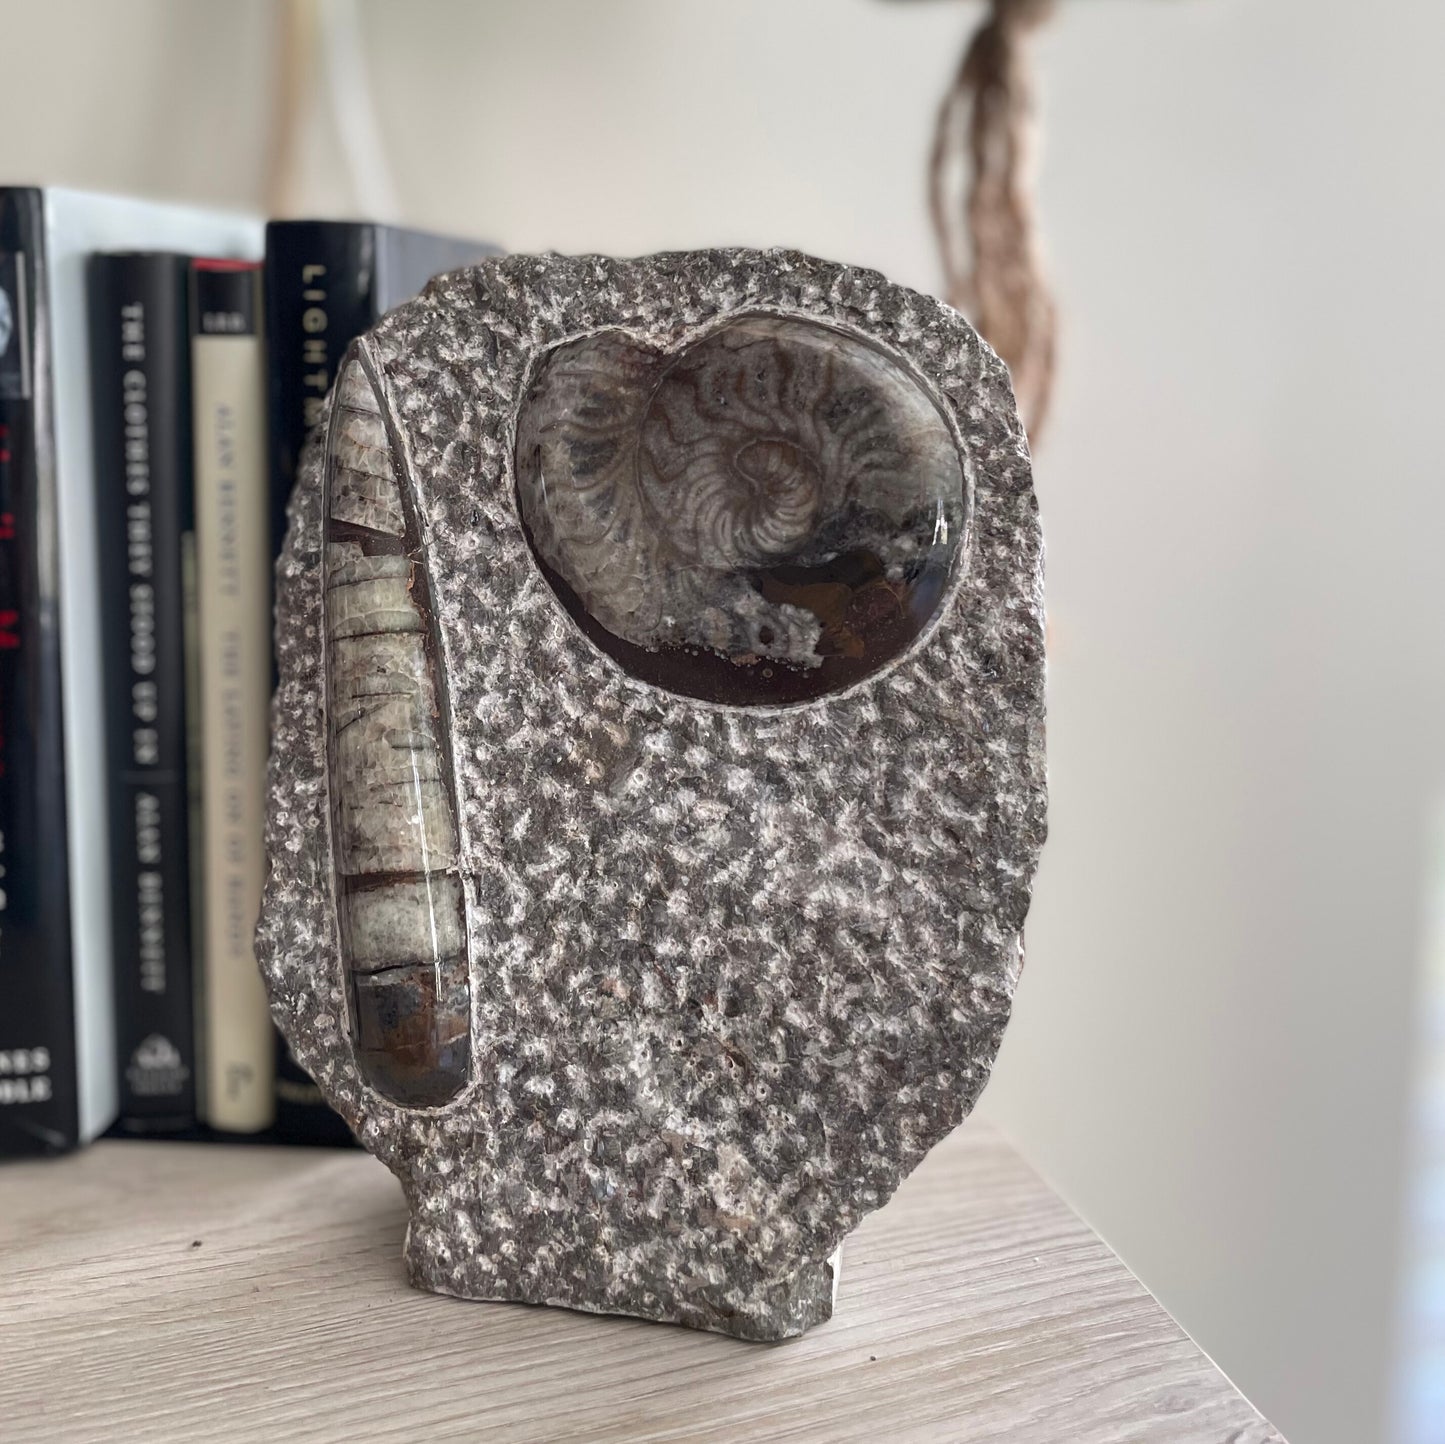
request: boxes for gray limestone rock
[257,248,1047,1341]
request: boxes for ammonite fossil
[258,249,1046,1341]
[514,315,965,705]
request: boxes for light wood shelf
[0,1121,1281,1442]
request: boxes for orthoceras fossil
[323,356,469,1107]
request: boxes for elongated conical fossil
[322,354,470,1107]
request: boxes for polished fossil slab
[258,249,1046,1341]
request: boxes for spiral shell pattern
[515,315,965,705]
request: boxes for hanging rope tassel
[930,0,1057,441]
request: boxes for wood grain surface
[0,1122,1281,1443]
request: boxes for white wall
[4,2,1442,1440]
[988,10,1445,1444]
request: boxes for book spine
[182,504,205,1122]
[263,222,379,1145]
[191,261,273,1134]
[88,254,198,1131]
[264,222,378,565]
[0,190,80,1154]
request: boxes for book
[191,260,273,1135]
[0,191,73,1153]
[264,219,497,1144]
[88,253,200,1131]
[0,189,259,1157]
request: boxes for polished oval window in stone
[514,316,967,706]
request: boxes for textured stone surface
[257,249,1047,1341]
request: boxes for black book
[88,253,198,1132]
[264,219,498,1144]
[0,190,77,1154]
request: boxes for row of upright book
[0,187,494,1157]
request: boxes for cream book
[191,260,274,1132]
